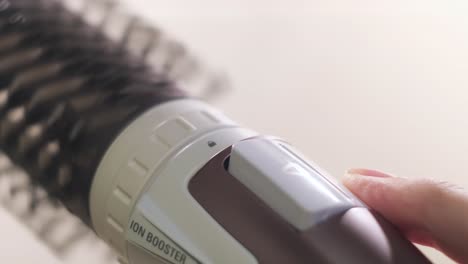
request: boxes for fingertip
[342,171,393,205]
[342,170,423,231]
[343,169,406,212]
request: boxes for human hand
[343,169,468,264]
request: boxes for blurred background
[1,0,468,263]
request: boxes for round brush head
[0,0,186,225]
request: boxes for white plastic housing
[90,99,258,264]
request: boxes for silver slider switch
[228,138,358,231]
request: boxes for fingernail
[346,168,393,178]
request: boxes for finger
[343,169,468,264]
[346,169,436,246]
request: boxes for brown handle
[304,207,432,264]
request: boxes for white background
[1,0,468,263]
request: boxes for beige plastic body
[90,99,258,263]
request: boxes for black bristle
[0,0,186,225]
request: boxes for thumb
[343,169,468,264]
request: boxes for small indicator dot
[208,141,217,147]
